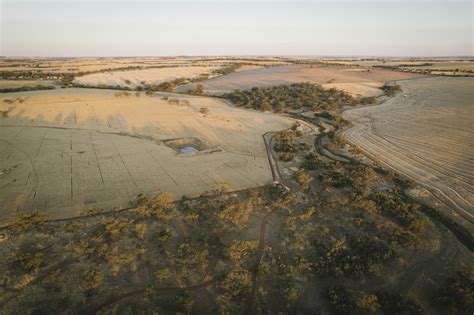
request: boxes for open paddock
[73,66,218,87]
[0,89,292,220]
[342,77,474,222]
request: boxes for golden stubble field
[73,66,218,87]
[0,89,292,220]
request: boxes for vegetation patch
[222,83,376,113]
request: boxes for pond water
[180,146,199,154]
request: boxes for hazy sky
[1,0,472,57]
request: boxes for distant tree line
[211,63,242,76]
[0,70,73,82]
[0,85,55,93]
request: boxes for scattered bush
[9,212,48,232]
[437,271,474,314]
[0,85,55,93]
[294,169,313,191]
[356,293,380,312]
[381,83,402,96]
[279,152,295,162]
[134,192,174,219]
[274,130,297,152]
[302,153,322,170]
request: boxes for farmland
[0,57,472,314]
[0,56,288,75]
[177,64,425,96]
[348,60,474,76]
[342,77,474,226]
[0,88,292,220]
[73,66,218,88]
[1,0,473,311]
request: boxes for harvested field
[0,57,282,75]
[177,64,425,96]
[0,89,292,220]
[0,57,195,73]
[350,60,474,76]
[342,77,474,223]
[73,66,218,87]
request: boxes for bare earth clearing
[177,64,425,96]
[342,77,474,225]
[0,89,292,220]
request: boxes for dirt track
[342,77,474,223]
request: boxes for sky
[0,0,472,57]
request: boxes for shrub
[327,286,354,314]
[134,192,174,219]
[358,96,377,105]
[195,84,204,95]
[199,107,209,114]
[228,240,258,262]
[302,153,321,170]
[217,200,253,227]
[356,293,380,312]
[294,169,313,191]
[437,271,474,313]
[378,292,423,314]
[274,130,296,152]
[168,98,180,105]
[280,152,294,161]
[381,83,402,96]
[83,269,104,291]
[221,266,253,301]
